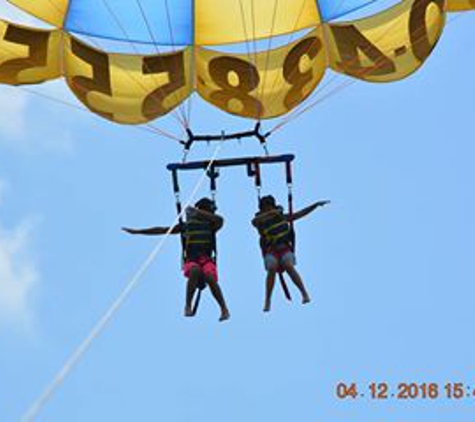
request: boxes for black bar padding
[167,154,295,172]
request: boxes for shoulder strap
[278,270,292,302]
[171,170,187,263]
[211,229,218,262]
[286,161,296,252]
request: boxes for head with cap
[195,197,217,213]
[259,195,277,212]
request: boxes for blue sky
[0,1,474,421]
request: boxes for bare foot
[302,295,311,305]
[219,309,230,322]
[184,306,194,317]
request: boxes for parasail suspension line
[182,122,271,158]
[21,141,225,422]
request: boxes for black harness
[183,218,216,260]
[259,211,293,250]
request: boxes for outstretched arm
[288,200,330,222]
[122,225,180,236]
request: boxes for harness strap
[191,266,209,315]
[278,271,292,302]
[192,284,203,316]
[207,161,220,264]
[172,170,187,264]
[286,161,296,252]
[262,220,290,243]
[279,160,295,300]
[254,161,262,199]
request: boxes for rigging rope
[40,0,184,138]
[134,0,191,128]
[11,85,181,141]
[20,141,225,422]
[99,0,189,129]
[269,10,467,135]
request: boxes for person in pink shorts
[123,198,230,322]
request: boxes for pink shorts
[183,256,218,282]
[264,246,296,272]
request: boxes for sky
[0,1,474,421]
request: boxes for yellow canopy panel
[196,28,326,119]
[7,0,69,28]
[63,35,193,125]
[0,19,62,85]
[446,0,475,10]
[195,0,321,45]
[325,0,446,83]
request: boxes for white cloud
[0,86,29,138]
[0,180,39,330]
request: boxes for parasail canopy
[0,0,472,127]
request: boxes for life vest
[258,212,292,249]
[183,218,215,259]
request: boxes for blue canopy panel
[63,0,377,46]
[318,0,378,21]
[64,0,193,46]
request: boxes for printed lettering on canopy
[63,36,193,124]
[196,28,326,119]
[325,0,446,83]
[0,19,61,85]
[0,0,471,127]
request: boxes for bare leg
[185,266,200,317]
[282,262,311,304]
[206,275,230,322]
[264,270,277,312]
